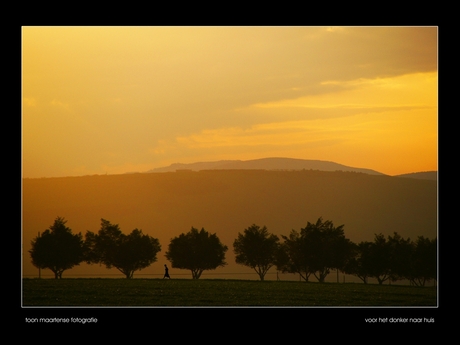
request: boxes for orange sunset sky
[22,26,438,178]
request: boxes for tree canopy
[29,217,85,279]
[343,241,372,284]
[233,224,280,281]
[277,229,313,282]
[277,217,354,282]
[410,236,437,286]
[345,232,437,286]
[165,227,228,279]
[84,219,161,279]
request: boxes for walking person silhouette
[163,264,170,279]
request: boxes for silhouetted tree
[365,233,391,284]
[301,217,354,282]
[345,233,436,286]
[165,227,228,279]
[277,217,354,282]
[276,229,313,282]
[409,236,437,286]
[361,232,418,285]
[233,224,280,281]
[343,241,372,284]
[387,232,414,283]
[85,219,161,279]
[29,217,85,279]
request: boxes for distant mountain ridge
[146,157,385,175]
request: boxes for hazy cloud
[22,26,438,177]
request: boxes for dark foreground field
[22,278,437,307]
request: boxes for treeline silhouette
[29,216,436,286]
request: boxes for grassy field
[22,278,437,307]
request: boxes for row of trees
[29,218,161,279]
[29,217,436,286]
[234,220,436,286]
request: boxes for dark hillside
[395,171,437,181]
[22,170,437,280]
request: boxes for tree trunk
[299,272,309,282]
[255,267,265,281]
[192,269,203,279]
[314,270,328,283]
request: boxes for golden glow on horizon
[22,26,437,177]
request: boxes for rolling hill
[145,157,385,175]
